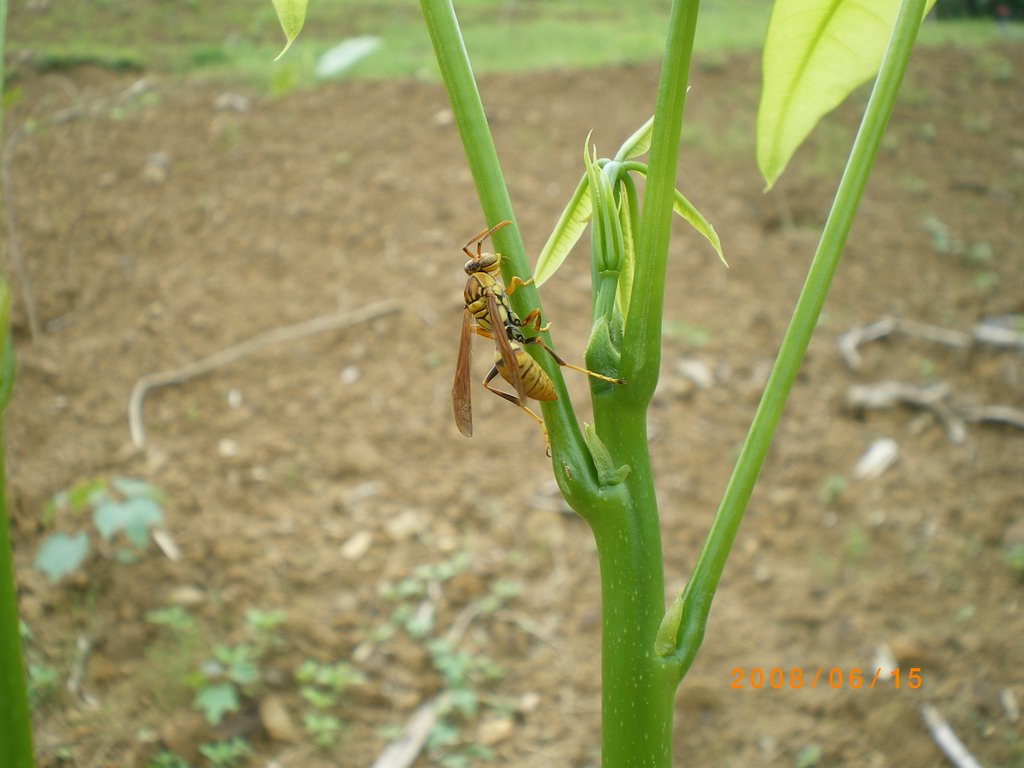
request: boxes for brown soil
[5,43,1023,768]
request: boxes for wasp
[452,220,623,444]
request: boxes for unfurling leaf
[271,0,308,61]
[655,592,685,657]
[583,423,631,487]
[672,188,726,267]
[534,173,592,287]
[757,0,936,188]
[614,115,655,162]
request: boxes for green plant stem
[584,0,701,764]
[0,0,36,761]
[619,0,701,405]
[0,307,33,763]
[419,0,605,500]
[0,432,35,768]
[665,0,928,675]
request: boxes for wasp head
[464,251,501,275]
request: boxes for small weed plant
[374,551,520,764]
[32,476,167,582]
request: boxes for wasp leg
[504,275,534,295]
[482,365,551,453]
[517,309,550,333]
[523,337,625,385]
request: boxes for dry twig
[920,704,984,768]
[369,697,441,768]
[128,300,401,448]
[838,314,1023,370]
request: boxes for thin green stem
[419,0,598,497]
[619,0,701,405]
[0,0,36,760]
[666,0,928,675]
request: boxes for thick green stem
[664,0,928,674]
[583,0,701,763]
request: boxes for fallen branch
[845,380,1024,444]
[920,704,983,768]
[128,300,402,449]
[845,381,967,444]
[838,314,1022,370]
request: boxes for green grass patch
[7,0,1022,89]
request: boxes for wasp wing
[486,290,528,405]
[452,309,475,437]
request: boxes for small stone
[142,153,170,185]
[168,586,206,606]
[518,691,541,714]
[214,93,251,112]
[752,563,772,584]
[339,365,361,385]
[341,530,373,560]
[853,437,899,479]
[259,695,299,742]
[385,510,425,541]
[476,716,515,746]
[218,438,240,458]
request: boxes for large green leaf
[271,0,308,60]
[757,0,933,188]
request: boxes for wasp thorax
[464,252,501,274]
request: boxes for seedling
[192,643,259,725]
[198,737,251,768]
[33,476,167,582]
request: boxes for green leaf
[622,161,725,266]
[193,682,239,725]
[533,172,592,287]
[111,476,162,500]
[614,115,655,161]
[672,188,726,267]
[757,0,935,188]
[271,0,308,61]
[93,497,162,548]
[300,686,336,709]
[33,532,90,582]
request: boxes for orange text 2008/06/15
[729,667,923,690]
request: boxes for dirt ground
[4,41,1023,768]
